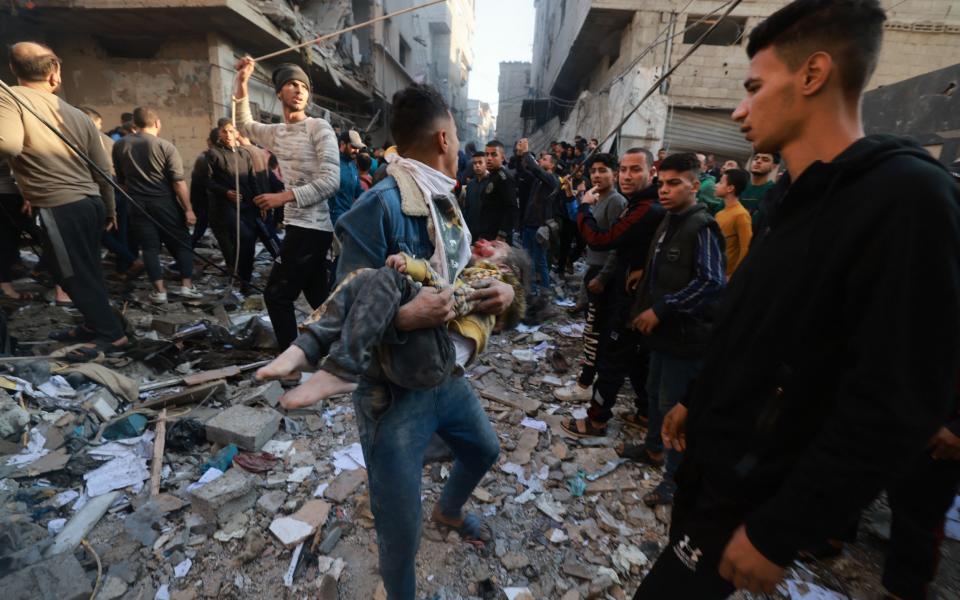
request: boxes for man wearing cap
[234,58,340,351]
[331,130,363,226]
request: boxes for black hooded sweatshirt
[682,135,960,567]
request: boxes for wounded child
[259,239,531,409]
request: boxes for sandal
[615,442,664,467]
[48,326,97,343]
[560,417,607,438]
[622,412,648,430]
[643,482,676,507]
[433,510,494,552]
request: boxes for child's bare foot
[257,345,311,381]
[278,369,357,409]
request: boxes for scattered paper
[612,544,648,574]
[558,323,586,338]
[542,375,564,386]
[511,349,537,362]
[84,454,150,497]
[155,585,170,600]
[554,298,576,307]
[548,528,568,543]
[88,431,155,461]
[52,489,79,507]
[38,375,76,398]
[515,323,541,333]
[331,443,366,474]
[313,482,329,498]
[6,428,50,467]
[47,518,67,535]
[520,417,548,432]
[571,408,588,420]
[186,467,224,492]
[173,558,192,578]
[283,542,304,587]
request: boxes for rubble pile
[0,251,957,600]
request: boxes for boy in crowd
[627,152,725,507]
[714,168,752,277]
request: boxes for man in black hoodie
[635,0,960,597]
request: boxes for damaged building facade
[0,0,475,159]
[462,98,495,150]
[518,0,960,161]
[495,61,532,150]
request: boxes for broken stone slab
[205,405,282,451]
[0,390,30,438]
[257,490,287,515]
[236,381,283,408]
[562,560,595,581]
[500,551,530,570]
[84,388,119,421]
[586,471,639,494]
[45,490,119,557]
[508,429,539,465]
[480,386,541,416]
[0,552,93,600]
[187,468,257,526]
[269,499,331,547]
[323,468,366,503]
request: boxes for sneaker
[554,383,593,402]
[149,291,168,304]
[171,285,203,299]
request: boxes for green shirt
[697,174,722,215]
[741,180,776,215]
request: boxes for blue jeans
[352,375,500,600]
[644,351,702,484]
[522,226,550,294]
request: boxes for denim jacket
[334,176,434,282]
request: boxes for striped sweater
[235,97,340,232]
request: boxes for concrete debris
[205,405,282,451]
[0,253,944,600]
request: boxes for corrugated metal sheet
[663,108,754,161]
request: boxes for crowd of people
[1,0,959,598]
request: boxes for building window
[682,15,747,45]
[399,36,411,67]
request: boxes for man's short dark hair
[590,138,599,145]
[722,168,750,196]
[585,153,617,172]
[217,117,232,128]
[133,107,160,129]
[78,106,102,121]
[121,112,134,123]
[485,140,505,150]
[755,152,783,164]
[659,153,701,178]
[389,84,451,152]
[8,42,60,82]
[357,153,372,172]
[623,147,654,168]
[208,127,220,146]
[472,151,486,159]
[747,0,886,98]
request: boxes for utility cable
[0,78,267,295]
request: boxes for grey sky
[468,0,535,117]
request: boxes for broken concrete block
[237,381,283,408]
[324,468,366,503]
[268,499,331,547]
[205,405,281,451]
[0,553,92,600]
[0,390,29,438]
[256,490,286,515]
[187,468,257,526]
